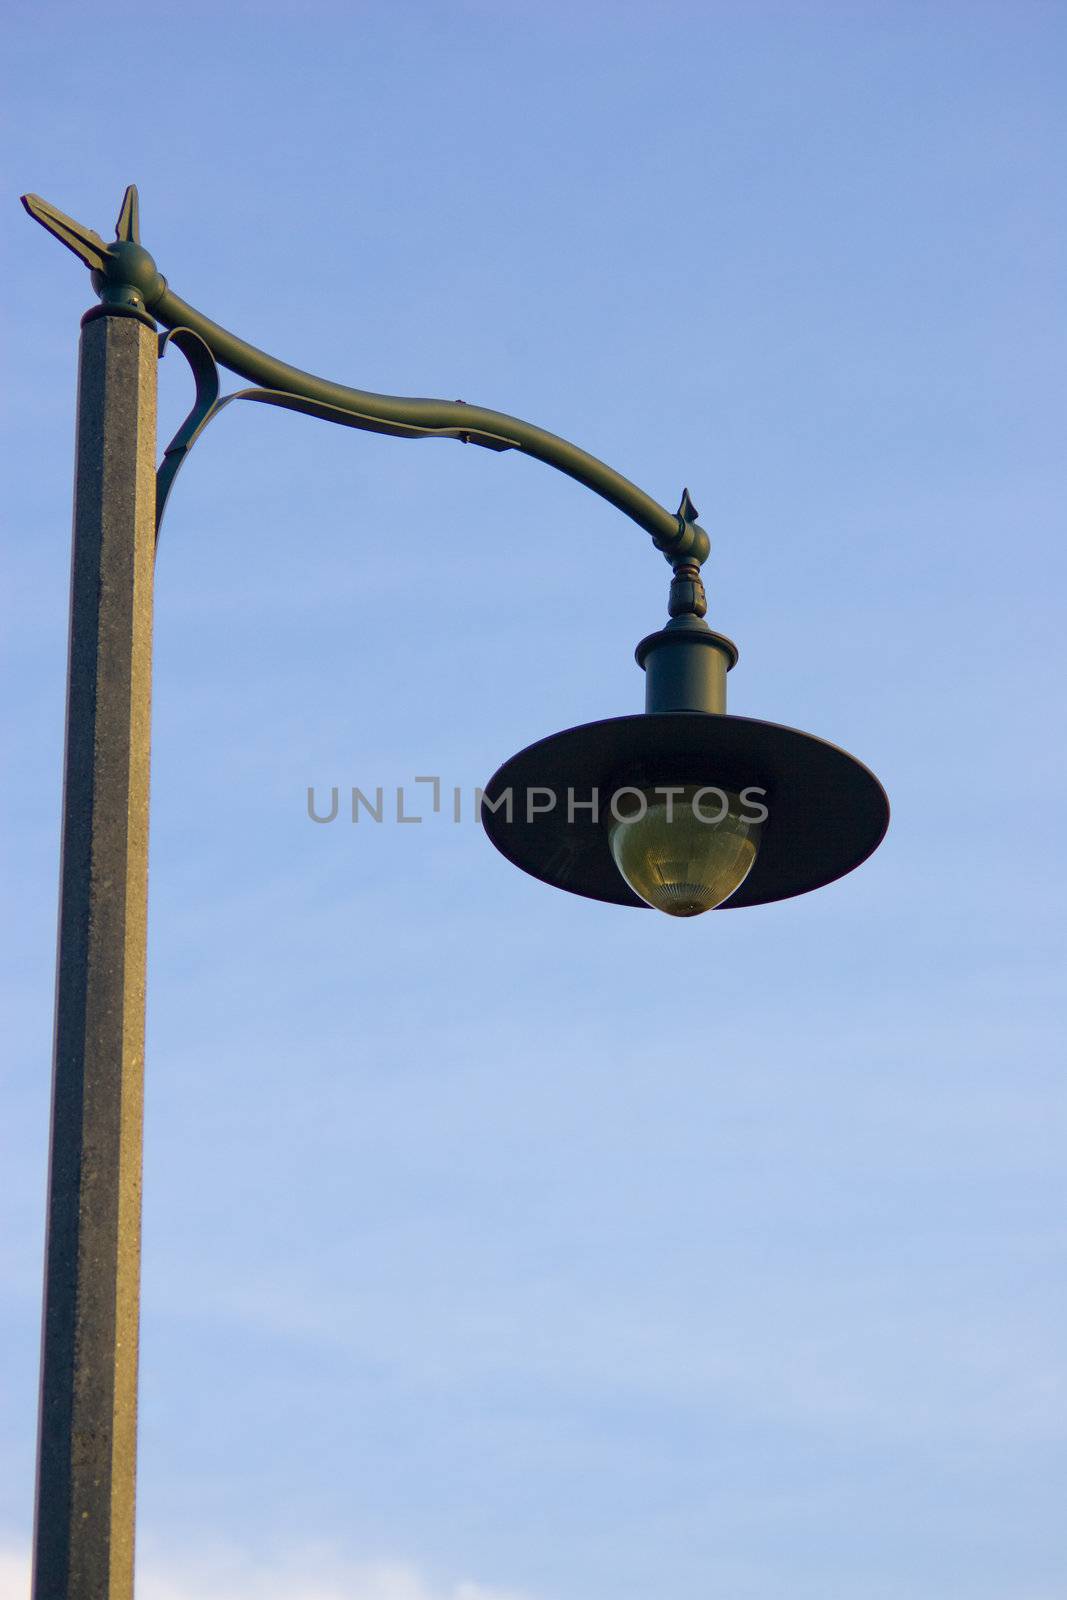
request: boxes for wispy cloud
[0,1542,535,1600]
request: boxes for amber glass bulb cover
[608,787,762,916]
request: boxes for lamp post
[22,185,888,1600]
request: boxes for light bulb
[608,785,763,917]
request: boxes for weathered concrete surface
[33,311,157,1600]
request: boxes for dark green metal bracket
[157,328,476,543]
[156,328,220,534]
[22,185,711,568]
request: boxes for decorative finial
[664,488,708,618]
[652,484,710,567]
[21,185,163,317]
[115,185,140,244]
[20,192,110,273]
[676,486,699,526]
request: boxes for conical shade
[480,713,889,910]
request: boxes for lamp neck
[636,561,738,714]
[667,556,708,621]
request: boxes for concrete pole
[32,308,158,1600]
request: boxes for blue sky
[2,2,1065,1597]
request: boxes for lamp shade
[481,712,888,909]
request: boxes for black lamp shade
[481,712,889,909]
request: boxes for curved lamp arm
[22,186,710,567]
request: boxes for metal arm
[22,185,710,567]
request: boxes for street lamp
[21,184,888,1600]
[482,609,888,913]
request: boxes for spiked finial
[115,184,140,244]
[676,487,699,525]
[652,485,709,567]
[21,185,163,315]
[20,192,110,273]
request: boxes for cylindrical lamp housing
[636,619,738,714]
